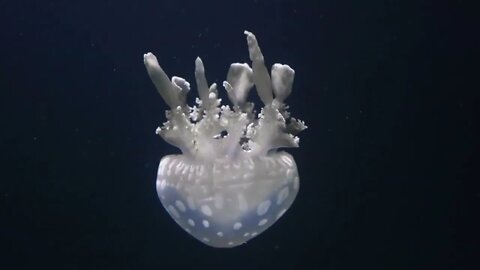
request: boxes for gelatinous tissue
[143,31,307,248]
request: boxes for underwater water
[0,0,476,269]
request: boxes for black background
[1,0,477,269]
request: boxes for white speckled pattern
[157,152,299,248]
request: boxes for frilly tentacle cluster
[144,31,306,160]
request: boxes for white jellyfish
[143,31,307,248]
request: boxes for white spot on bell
[277,187,290,205]
[257,200,271,216]
[201,205,212,216]
[202,219,210,228]
[233,222,242,230]
[258,218,268,226]
[175,200,186,212]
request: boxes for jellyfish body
[144,31,307,248]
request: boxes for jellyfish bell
[156,151,299,248]
[144,31,307,248]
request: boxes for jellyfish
[143,31,307,248]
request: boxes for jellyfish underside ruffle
[144,31,306,248]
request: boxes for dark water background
[0,0,477,269]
